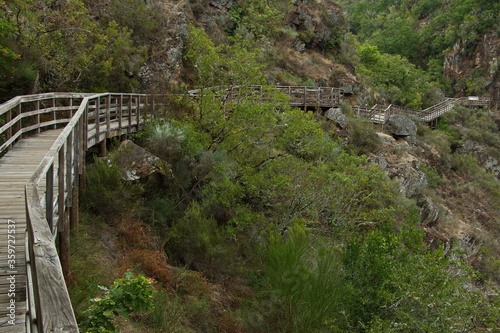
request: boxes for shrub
[82,156,144,221]
[347,117,382,155]
[420,162,444,188]
[166,201,235,276]
[251,225,352,332]
[149,291,186,333]
[82,270,156,332]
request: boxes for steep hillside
[1,0,499,331]
[338,0,500,106]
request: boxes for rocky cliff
[137,0,358,91]
[444,31,499,108]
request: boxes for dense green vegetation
[0,0,157,100]
[2,0,498,331]
[69,25,500,332]
[339,0,499,94]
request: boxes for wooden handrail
[187,85,344,109]
[352,96,491,124]
[23,92,163,332]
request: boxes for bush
[166,201,236,276]
[347,117,382,155]
[250,225,352,332]
[82,270,157,332]
[149,291,187,333]
[420,162,444,188]
[82,155,143,221]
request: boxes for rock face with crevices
[417,194,440,227]
[287,0,346,52]
[138,1,189,91]
[456,140,500,179]
[444,31,500,108]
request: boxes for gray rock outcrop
[387,115,417,144]
[417,194,440,226]
[456,140,500,179]
[115,140,172,181]
[325,107,347,128]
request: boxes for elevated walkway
[353,96,491,124]
[0,92,163,332]
[0,130,62,332]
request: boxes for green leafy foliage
[228,0,287,38]
[0,0,148,97]
[184,25,266,89]
[253,225,351,332]
[66,9,500,332]
[419,162,444,188]
[82,270,156,332]
[340,0,500,95]
[343,221,499,331]
[356,43,440,109]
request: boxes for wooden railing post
[128,95,132,133]
[66,133,73,207]
[137,95,142,131]
[118,94,123,133]
[95,96,101,144]
[52,98,57,130]
[106,95,111,138]
[46,164,54,232]
[25,183,78,332]
[79,115,86,191]
[58,146,65,234]
[6,109,12,149]
[83,102,89,152]
[36,100,41,134]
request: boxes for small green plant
[253,224,351,332]
[420,162,444,188]
[347,118,382,155]
[82,270,157,332]
[149,291,186,333]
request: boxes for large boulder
[325,107,347,128]
[387,115,417,136]
[114,140,172,181]
[417,194,440,226]
[387,115,417,144]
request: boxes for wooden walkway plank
[0,129,62,333]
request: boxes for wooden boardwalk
[0,92,154,332]
[353,96,491,124]
[0,130,62,332]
